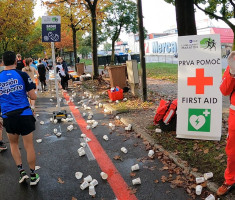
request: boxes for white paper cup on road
[84,175,92,182]
[80,181,89,190]
[87,115,93,120]
[86,125,91,130]
[196,177,205,184]
[79,149,86,157]
[155,128,162,133]
[148,150,154,158]
[56,132,62,137]
[92,121,98,128]
[90,179,98,187]
[204,172,213,180]
[205,194,215,200]
[121,147,128,154]
[115,116,120,120]
[36,114,39,117]
[89,185,96,196]
[40,121,44,125]
[103,135,109,141]
[85,137,91,142]
[100,172,108,180]
[50,99,53,102]
[36,139,42,143]
[195,185,202,195]
[53,119,58,124]
[80,142,86,147]
[83,113,86,117]
[131,164,140,171]
[77,147,84,153]
[108,123,113,127]
[81,133,86,138]
[132,177,141,185]
[111,125,115,131]
[75,172,83,180]
[53,128,58,134]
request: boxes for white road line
[80,139,95,161]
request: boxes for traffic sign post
[177,34,222,140]
[42,16,66,119]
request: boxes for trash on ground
[36,139,42,143]
[56,132,62,137]
[35,166,41,171]
[148,150,154,158]
[83,113,86,117]
[50,117,53,122]
[87,115,93,120]
[196,177,205,184]
[86,125,91,130]
[75,172,83,180]
[195,185,202,195]
[204,172,213,180]
[116,100,119,103]
[89,185,96,197]
[78,149,86,157]
[121,147,128,154]
[131,164,140,171]
[50,99,53,102]
[36,114,39,117]
[54,119,58,124]
[53,128,57,133]
[90,179,98,187]
[155,128,162,133]
[115,116,120,120]
[100,172,108,180]
[85,137,91,142]
[40,121,44,125]
[205,194,215,200]
[81,133,86,138]
[67,125,74,131]
[123,98,127,102]
[132,177,141,185]
[125,124,132,131]
[103,135,109,141]
[91,121,98,128]
[80,181,89,190]
[80,142,86,147]
[84,175,92,183]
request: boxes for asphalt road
[0,85,198,200]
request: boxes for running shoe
[30,173,40,186]
[0,141,7,152]
[19,171,29,183]
[217,181,235,196]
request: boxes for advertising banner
[42,16,61,42]
[177,34,222,140]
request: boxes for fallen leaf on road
[113,155,122,161]
[204,149,209,154]
[201,181,207,188]
[154,179,159,183]
[58,177,65,184]
[161,175,168,183]
[130,172,136,177]
[72,197,77,200]
[191,168,198,172]
[133,143,138,147]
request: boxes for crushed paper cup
[75,172,83,180]
[131,164,140,171]
[148,150,154,158]
[89,185,96,196]
[67,125,74,131]
[84,175,92,183]
[36,139,42,143]
[83,113,86,117]
[81,133,86,138]
[85,137,91,142]
[80,181,89,190]
[103,135,109,141]
[35,166,41,171]
[205,194,215,200]
[78,149,86,157]
[89,179,98,187]
[196,177,205,184]
[53,129,58,134]
[115,116,120,120]
[87,115,93,120]
[196,185,202,195]
[100,172,108,180]
[80,143,86,147]
[50,117,53,122]
[56,132,62,137]
[77,147,84,153]
[61,118,66,122]
[86,125,91,130]
[92,121,98,128]
[132,177,141,185]
[36,114,39,117]
[204,172,213,180]
[40,121,44,125]
[53,119,58,124]
[155,128,162,133]
[121,147,128,154]
[87,120,95,124]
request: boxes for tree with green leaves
[102,0,138,64]
[194,0,235,50]
[164,0,197,36]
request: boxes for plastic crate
[108,87,124,101]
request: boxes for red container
[108,87,123,101]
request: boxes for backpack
[154,99,177,131]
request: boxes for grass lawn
[80,59,92,66]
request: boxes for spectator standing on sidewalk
[16,54,25,71]
[56,57,68,91]
[37,59,46,91]
[0,51,39,185]
[218,51,235,195]
[22,58,39,111]
[0,59,7,152]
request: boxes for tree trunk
[175,0,197,36]
[111,40,115,65]
[91,9,99,78]
[72,27,77,70]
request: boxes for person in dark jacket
[37,59,46,91]
[61,58,69,90]
[16,54,25,71]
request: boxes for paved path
[0,84,198,200]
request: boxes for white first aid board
[177,34,222,140]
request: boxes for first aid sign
[177,34,222,141]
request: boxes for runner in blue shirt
[0,51,40,186]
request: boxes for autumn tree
[164,0,197,36]
[194,0,235,50]
[0,0,35,55]
[102,0,138,64]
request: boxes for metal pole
[137,0,147,101]
[51,42,60,110]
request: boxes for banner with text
[177,34,222,140]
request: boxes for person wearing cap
[218,51,235,195]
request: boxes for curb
[103,104,219,194]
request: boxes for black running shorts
[3,115,36,136]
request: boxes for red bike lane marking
[63,92,138,200]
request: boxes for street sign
[177,34,222,140]
[42,16,61,42]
